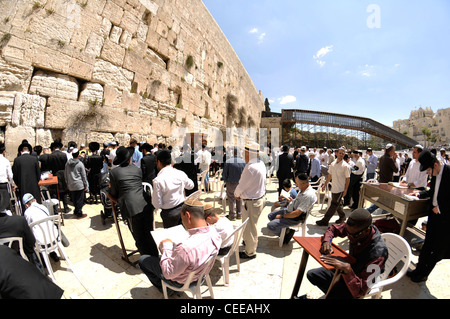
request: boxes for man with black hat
[86,142,103,203]
[12,141,41,208]
[48,140,70,213]
[407,149,450,282]
[301,208,388,299]
[152,149,194,228]
[109,146,158,256]
[140,143,157,185]
[276,145,294,196]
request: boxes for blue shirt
[223,156,246,184]
[132,145,143,167]
[366,154,378,174]
[310,157,321,178]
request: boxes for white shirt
[108,148,118,169]
[328,159,351,194]
[196,149,212,172]
[403,159,428,188]
[152,165,194,210]
[393,157,401,177]
[433,164,444,213]
[351,156,366,176]
[213,217,234,249]
[234,158,266,200]
[24,202,58,247]
[0,154,13,184]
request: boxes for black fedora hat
[89,142,100,152]
[418,149,437,172]
[113,146,135,166]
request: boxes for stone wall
[0,0,264,160]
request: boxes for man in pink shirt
[138,199,221,293]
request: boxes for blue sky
[202,0,450,126]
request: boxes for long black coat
[141,153,157,185]
[419,164,450,262]
[173,153,199,197]
[276,152,294,181]
[12,153,41,203]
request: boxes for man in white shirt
[0,144,13,213]
[196,144,212,192]
[316,147,350,226]
[400,145,428,189]
[344,150,366,209]
[108,141,118,169]
[204,204,234,255]
[22,193,61,262]
[234,142,266,259]
[152,150,194,228]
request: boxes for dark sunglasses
[347,226,369,239]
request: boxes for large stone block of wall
[0,0,264,160]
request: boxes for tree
[264,98,271,112]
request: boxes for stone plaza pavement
[50,176,450,300]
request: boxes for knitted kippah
[184,198,204,208]
[347,208,372,229]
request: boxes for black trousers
[307,267,354,299]
[344,174,363,207]
[127,208,158,257]
[415,213,450,277]
[160,202,184,228]
[70,189,84,215]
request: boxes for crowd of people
[0,136,448,299]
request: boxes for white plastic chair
[279,203,314,247]
[197,170,208,197]
[143,182,156,228]
[211,169,223,192]
[216,218,249,286]
[40,188,59,215]
[266,166,275,185]
[29,215,74,282]
[321,181,333,210]
[310,176,325,206]
[0,237,29,261]
[363,233,412,299]
[142,182,153,195]
[213,182,227,214]
[162,251,218,299]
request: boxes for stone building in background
[393,107,450,148]
[0,0,264,160]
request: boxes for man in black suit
[173,145,199,197]
[12,142,41,207]
[0,212,44,273]
[109,146,158,257]
[407,150,450,282]
[276,145,294,195]
[48,141,70,213]
[0,245,63,299]
[295,146,309,175]
[140,143,157,185]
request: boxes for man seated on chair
[0,245,64,299]
[22,193,60,263]
[139,199,222,294]
[300,208,388,299]
[204,203,234,255]
[267,173,317,245]
[271,178,298,212]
